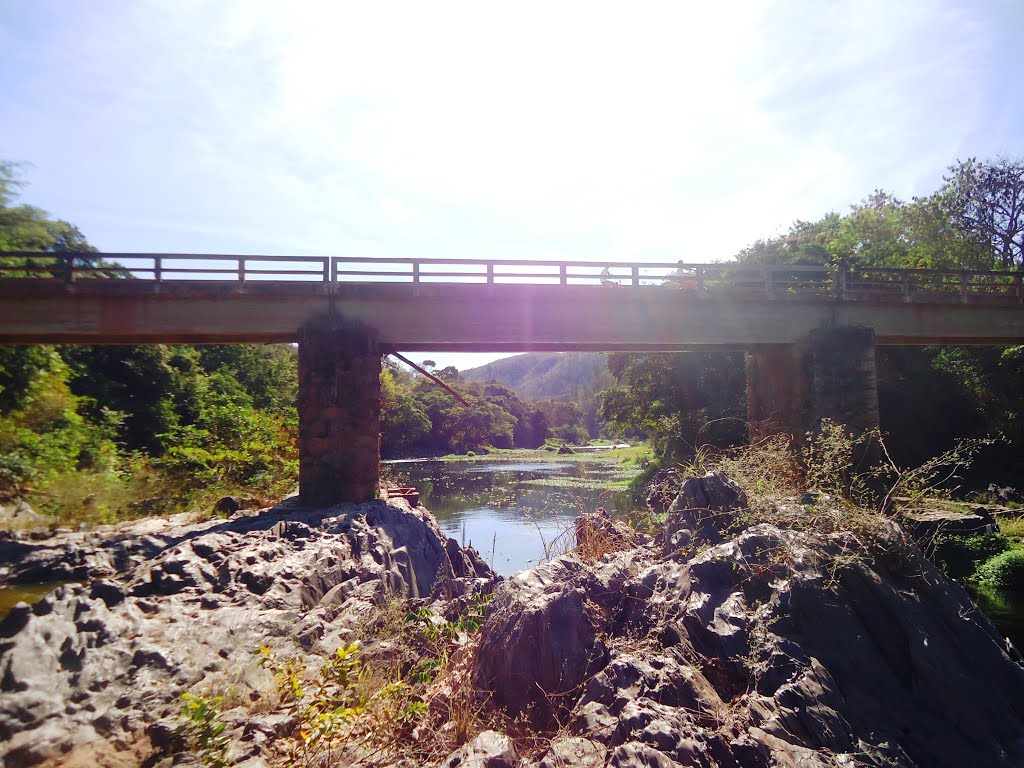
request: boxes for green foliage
[606,155,1024,481]
[256,638,437,766]
[600,350,746,463]
[0,162,95,254]
[0,165,301,524]
[177,692,231,768]
[977,549,1024,591]
[934,534,1010,580]
[197,344,298,414]
[800,420,881,507]
[461,351,614,402]
[0,340,299,521]
[942,156,1024,269]
[380,362,560,457]
[257,643,365,765]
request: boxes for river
[385,456,636,576]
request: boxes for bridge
[2,253,1023,503]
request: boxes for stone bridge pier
[746,326,880,442]
[297,324,381,506]
[295,323,881,506]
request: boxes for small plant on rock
[257,642,367,766]
[176,692,231,768]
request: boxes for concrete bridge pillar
[297,324,381,506]
[746,326,879,442]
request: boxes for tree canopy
[601,155,1024,481]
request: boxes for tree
[600,351,746,461]
[0,162,94,254]
[196,344,298,415]
[942,157,1024,268]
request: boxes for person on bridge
[600,265,620,287]
[674,260,698,291]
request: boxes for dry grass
[688,429,898,558]
[230,590,506,768]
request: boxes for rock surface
[0,497,493,767]
[473,478,1024,767]
[3,474,1024,768]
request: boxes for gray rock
[474,557,608,725]
[5,474,1024,768]
[0,499,51,529]
[441,730,516,767]
[664,471,748,549]
[0,498,497,766]
[645,469,682,515]
[539,737,607,768]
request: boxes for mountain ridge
[460,352,613,402]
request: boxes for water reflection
[0,582,70,621]
[387,459,632,577]
[971,583,1024,652]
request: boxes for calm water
[0,582,69,620]
[971,584,1024,652]
[386,458,632,576]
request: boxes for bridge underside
[2,280,1019,504]
[3,280,1024,348]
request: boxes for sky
[2,0,1022,370]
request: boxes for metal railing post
[902,275,911,302]
[764,266,774,300]
[154,256,162,283]
[632,265,639,286]
[696,265,705,293]
[487,263,494,285]
[238,257,246,286]
[322,257,330,284]
[62,253,75,285]
[560,264,567,286]
[959,272,969,303]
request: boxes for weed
[999,516,1024,540]
[933,534,1010,580]
[977,549,1024,590]
[250,592,496,767]
[177,692,231,768]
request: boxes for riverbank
[386,443,654,486]
[2,472,1024,767]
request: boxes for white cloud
[0,0,1019,261]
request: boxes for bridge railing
[0,252,1021,304]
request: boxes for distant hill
[461,352,613,402]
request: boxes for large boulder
[0,498,496,767]
[473,554,639,726]
[517,520,1024,767]
[664,471,748,550]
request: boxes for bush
[934,534,1010,580]
[977,549,1024,591]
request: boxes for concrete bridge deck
[1,254,1022,347]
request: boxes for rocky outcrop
[900,506,1000,545]
[0,497,494,767]
[4,473,1024,768]
[474,487,1024,767]
[662,471,748,550]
